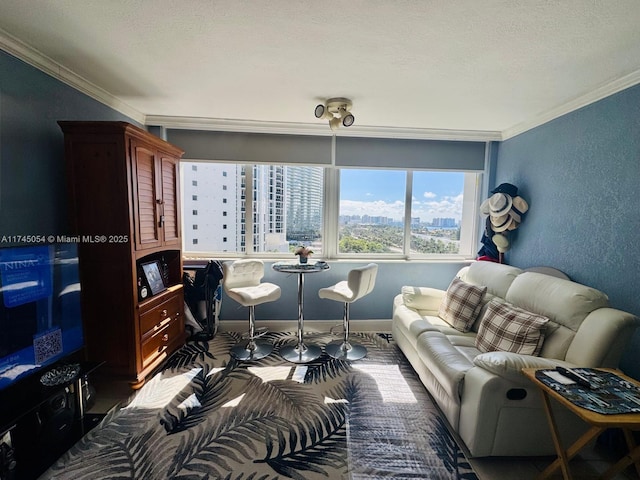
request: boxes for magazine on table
[535,368,640,415]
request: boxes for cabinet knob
[160,309,168,317]
[162,333,169,342]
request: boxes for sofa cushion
[401,286,445,312]
[438,278,487,332]
[416,331,474,400]
[460,261,523,299]
[473,351,568,382]
[475,300,549,356]
[505,271,609,332]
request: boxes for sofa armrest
[401,286,445,311]
[473,351,571,383]
[566,308,640,367]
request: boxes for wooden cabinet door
[160,155,181,246]
[131,139,162,250]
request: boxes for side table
[522,367,640,480]
[272,261,329,363]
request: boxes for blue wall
[495,83,640,377]
[0,51,139,238]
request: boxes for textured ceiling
[1,1,640,138]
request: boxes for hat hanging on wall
[477,183,528,263]
[480,193,512,217]
[490,213,513,232]
[491,183,518,197]
[492,233,510,253]
[508,196,529,223]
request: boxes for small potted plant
[294,246,313,264]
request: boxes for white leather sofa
[392,261,639,457]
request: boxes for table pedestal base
[231,341,273,361]
[326,341,367,361]
[280,343,322,363]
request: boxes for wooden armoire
[59,121,186,388]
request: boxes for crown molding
[145,115,501,142]
[502,68,640,140]
[0,29,146,125]
[5,26,637,143]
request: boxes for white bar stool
[318,263,378,361]
[222,259,281,361]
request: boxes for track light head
[341,112,355,127]
[314,104,333,120]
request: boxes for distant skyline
[339,169,464,223]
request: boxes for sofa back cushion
[505,272,609,359]
[459,262,523,299]
[458,262,523,332]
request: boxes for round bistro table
[272,261,330,363]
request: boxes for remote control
[556,367,594,389]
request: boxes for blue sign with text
[0,246,53,308]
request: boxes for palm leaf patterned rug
[42,332,478,479]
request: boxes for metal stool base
[231,341,273,361]
[280,343,322,363]
[325,340,367,361]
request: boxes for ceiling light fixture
[314,97,355,131]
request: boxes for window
[192,239,198,245]
[192,165,197,171]
[337,169,478,257]
[192,195,198,201]
[192,180,198,186]
[339,169,406,254]
[180,161,479,258]
[193,225,198,230]
[409,171,466,255]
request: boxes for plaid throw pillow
[475,300,549,356]
[438,277,487,332]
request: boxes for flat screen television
[0,244,84,392]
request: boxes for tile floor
[86,374,640,480]
[470,448,640,480]
[468,427,640,480]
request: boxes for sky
[339,169,464,222]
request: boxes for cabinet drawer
[140,317,183,369]
[139,293,182,337]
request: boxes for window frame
[325,167,481,261]
[181,160,482,261]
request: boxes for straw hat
[492,233,511,253]
[491,214,515,232]
[508,196,529,223]
[480,193,512,217]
